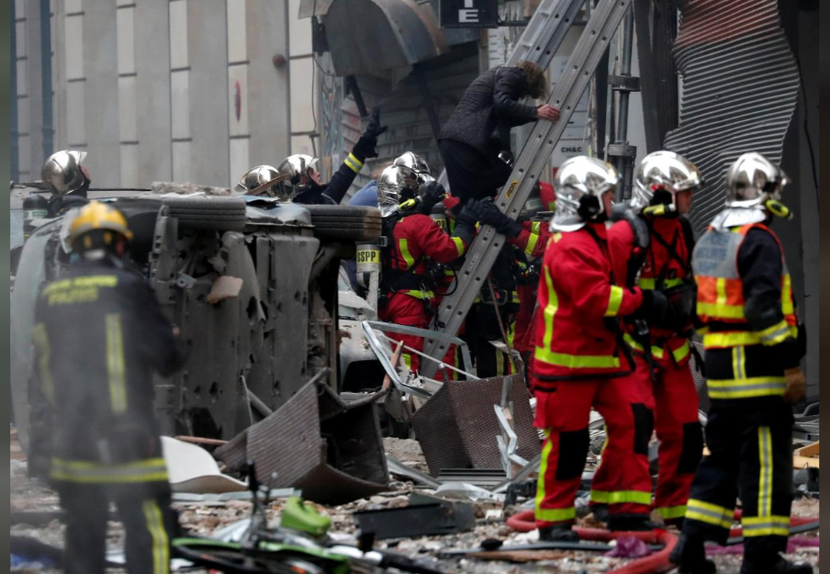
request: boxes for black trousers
[682,397,794,563]
[439,139,513,203]
[467,303,515,378]
[59,485,175,574]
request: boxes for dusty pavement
[10,438,820,573]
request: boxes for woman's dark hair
[517,61,548,100]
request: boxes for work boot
[664,517,685,530]
[608,515,660,532]
[591,504,609,523]
[538,524,580,543]
[741,556,813,574]
[669,533,716,574]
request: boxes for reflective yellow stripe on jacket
[344,153,364,174]
[707,348,786,399]
[702,325,798,349]
[32,323,56,404]
[50,457,170,484]
[106,313,128,414]
[604,286,624,317]
[534,267,621,370]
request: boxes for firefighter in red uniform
[376,164,480,372]
[671,153,810,574]
[508,182,555,370]
[600,151,705,526]
[530,156,667,541]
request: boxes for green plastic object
[280,497,332,537]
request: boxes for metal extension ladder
[436,0,585,189]
[422,0,633,376]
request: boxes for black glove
[417,181,446,215]
[456,200,481,230]
[352,108,388,159]
[363,107,388,140]
[638,289,669,323]
[470,200,522,237]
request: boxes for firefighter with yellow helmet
[30,201,188,574]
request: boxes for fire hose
[506,509,819,574]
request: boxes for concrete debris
[9,441,822,574]
[149,181,232,196]
[215,377,389,505]
[434,482,505,503]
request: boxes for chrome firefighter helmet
[551,156,620,232]
[234,165,281,196]
[393,152,431,176]
[393,152,432,189]
[631,151,702,211]
[377,165,416,216]
[275,154,320,201]
[713,152,791,229]
[725,152,789,207]
[41,150,89,198]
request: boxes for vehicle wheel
[304,205,382,242]
[163,197,248,232]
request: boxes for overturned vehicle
[10,184,384,447]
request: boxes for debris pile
[216,378,389,505]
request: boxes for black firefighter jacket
[30,258,187,492]
[438,66,539,157]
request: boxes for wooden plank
[794,442,819,458]
[174,436,229,447]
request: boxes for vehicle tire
[163,197,248,232]
[304,205,382,242]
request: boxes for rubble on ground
[9,438,820,573]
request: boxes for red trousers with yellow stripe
[379,293,456,377]
[591,354,703,522]
[532,375,654,527]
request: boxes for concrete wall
[18,0,295,188]
[14,0,47,180]
[187,0,230,186]
[288,0,316,158]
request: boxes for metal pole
[10,0,20,183]
[616,8,633,144]
[40,0,54,160]
[607,5,637,201]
